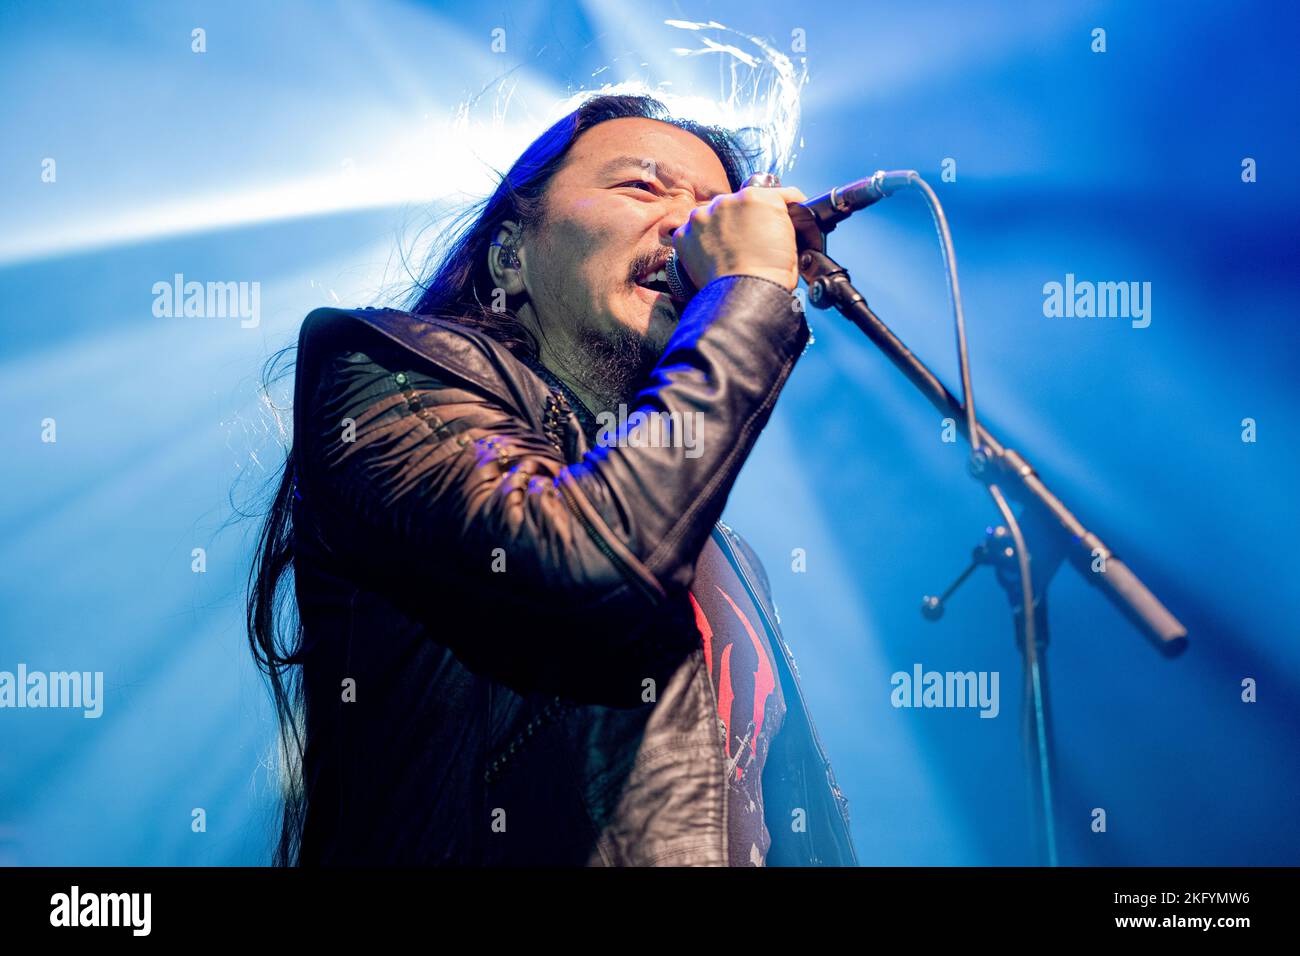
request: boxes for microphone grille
[666,251,696,301]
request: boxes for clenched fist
[671,184,808,292]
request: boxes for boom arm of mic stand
[796,240,1188,657]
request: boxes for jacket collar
[518,353,602,447]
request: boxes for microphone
[666,169,915,302]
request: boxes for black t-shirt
[689,534,787,866]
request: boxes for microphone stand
[790,210,1189,865]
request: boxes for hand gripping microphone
[665,169,915,303]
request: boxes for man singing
[247,94,857,866]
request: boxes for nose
[658,193,703,246]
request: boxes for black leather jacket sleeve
[294,274,809,703]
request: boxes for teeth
[640,267,668,284]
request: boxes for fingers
[669,181,807,291]
[709,184,806,205]
[741,184,806,201]
[737,183,807,211]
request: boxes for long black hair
[246,93,759,866]
[404,93,757,356]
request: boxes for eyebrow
[595,154,725,200]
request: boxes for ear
[487,221,528,297]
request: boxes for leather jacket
[289,273,858,866]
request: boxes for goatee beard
[571,323,661,414]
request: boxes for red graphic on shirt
[691,592,714,676]
[689,587,777,782]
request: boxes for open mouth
[634,261,682,303]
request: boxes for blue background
[1,0,1296,865]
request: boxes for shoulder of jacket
[298,306,530,407]
[300,306,492,357]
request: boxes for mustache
[627,249,673,283]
